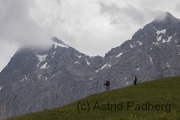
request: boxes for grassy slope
[7,76,180,120]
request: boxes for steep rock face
[92,12,180,92]
[0,12,180,119]
[0,37,96,118]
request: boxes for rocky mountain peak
[52,37,66,45]
[153,12,180,23]
[52,37,70,49]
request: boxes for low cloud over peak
[0,0,53,48]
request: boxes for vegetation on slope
[8,76,180,120]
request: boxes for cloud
[1,0,180,72]
[175,2,180,12]
[56,0,61,5]
[0,0,53,49]
[99,2,145,27]
[0,40,18,72]
[154,13,169,22]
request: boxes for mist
[0,0,53,48]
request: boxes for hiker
[104,80,110,90]
[134,76,137,85]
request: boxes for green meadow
[8,76,180,120]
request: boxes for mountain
[0,37,98,119]
[7,76,180,120]
[91,12,180,92]
[1,12,180,119]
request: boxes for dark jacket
[134,77,137,82]
[134,77,137,85]
[104,81,110,86]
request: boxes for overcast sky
[0,0,180,72]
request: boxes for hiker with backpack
[134,76,137,85]
[104,80,110,90]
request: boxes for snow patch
[156,29,166,35]
[162,36,172,43]
[130,44,133,48]
[153,42,158,45]
[100,64,108,70]
[20,75,28,82]
[50,74,55,79]
[25,75,27,80]
[167,36,172,42]
[36,53,47,67]
[116,52,123,58]
[89,78,93,80]
[136,68,140,70]
[0,85,3,90]
[137,41,143,45]
[40,62,48,69]
[85,59,90,65]
[149,57,153,63]
[53,51,56,55]
[75,61,80,64]
[38,75,41,79]
[96,63,111,73]
[157,35,162,41]
[167,63,171,67]
[107,64,111,67]
[75,54,81,59]
[20,79,24,82]
[162,39,166,43]
[54,42,68,48]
